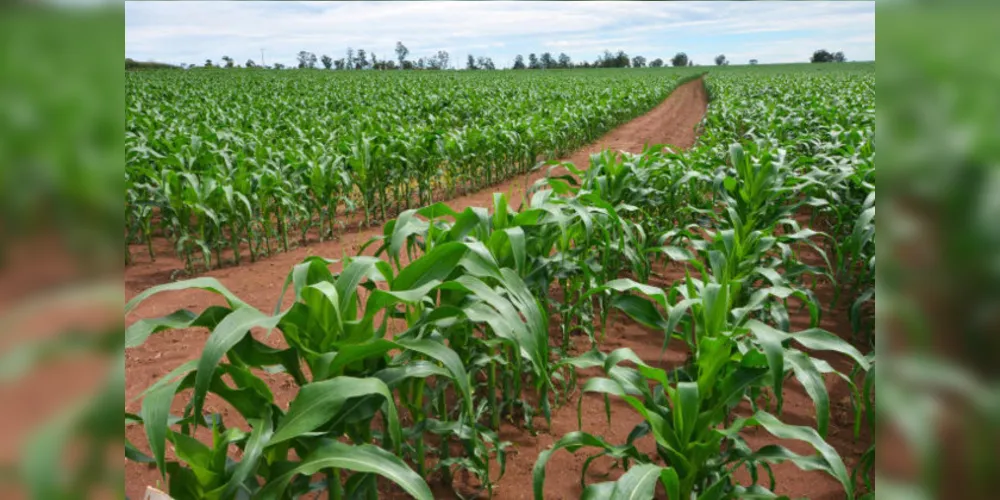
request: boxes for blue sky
[126,1,875,68]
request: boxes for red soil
[125,77,871,499]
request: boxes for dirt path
[125,78,872,499]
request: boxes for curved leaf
[752,411,853,499]
[610,463,663,500]
[193,306,281,420]
[258,440,432,500]
[125,277,248,316]
[269,376,400,451]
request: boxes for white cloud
[126,1,874,67]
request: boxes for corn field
[126,69,694,272]
[125,65,876,500]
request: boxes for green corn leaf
[745,320,787,412]
[395,338,473,414]
[140,375,187,478]
[193,306,281,421]
[611,294,668,331]
[269,376,399,451]
[321,338,396,379]
[579,376,626,428]
[673,382,700,446]
[258,440,432,500]
[393,241,469,290]
[659,465,681,500]
[126,305,232,349]
[785,350,832,437]
[375,360,451,388]
[223,406,273,498]
[125,277,248,316]
[752,411,854,499]
[790,328,870,370]
[273,256,338,315]
[609,463,663,500]
[581,481,616,500]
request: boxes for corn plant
[125,236,561,498]
[363,192,612,426]
[536,343,859,499]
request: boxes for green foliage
[125,64,877,500]
[531,66,875,499]
[125,69,694,271]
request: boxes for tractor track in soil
[125,77,869,499]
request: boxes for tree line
[810,49,847,63]
[508,50,692,69]
[160,42,850,70]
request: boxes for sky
[125,1,875,68]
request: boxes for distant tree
[417,57,426,70]
[537,52,553,69]
[204,59,214,68]
[321,54,333,69]
[385,60,398,70]
[749,59,759,65]
[671,52,689,67]
[591,50,605,68]
[245,59,256,68]
[467,54,477,70]
[513,54,526,70]
[334,58,345,70]
[528,53,540,69]
[477,56,495,70]
[297,51,317,69]
[356,49,367,69]
[433,50,450,69]
[346,48,354,70]
[632,55,647,68]
[596,50,629,68]
[402,60,415,70]
[395,42,409,69]
[273,63,285,70]
[689,60,694,66]
[834,51,847,63]
[811,49,834,63]
[557,52,571,69]
[649,58,664,68]
[615,50,630,68]
[714,54,728,66]
[221,56,234,68]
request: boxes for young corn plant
[535,262,867,499]
[363,198,567,429]
[125,239,550,499]
[535,343,859,500]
